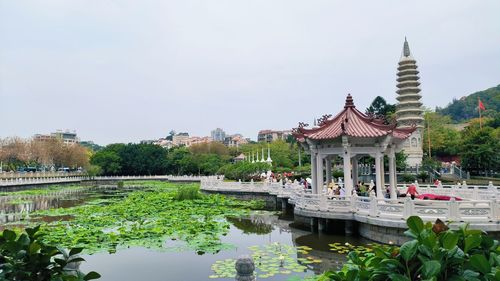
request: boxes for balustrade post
[369,194,377,217]
[350,194,357,212]
[472,187,479,200]
[495,199,500,221]
[489,200,496,221]
[403,197,413,219]
[449,198,459,221]
[319,194,327,211]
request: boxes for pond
[0,182,372,281]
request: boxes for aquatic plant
[210,243,321,279]
[173,185,202,200]
[0,226,101,281]
[328,242,376,255]
[22,183,264,254]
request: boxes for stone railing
[395,181,499,200]
[0,171,83,179]
[287,192,499,226]
[92,175,169,181]
[0,174,211,187]
[200,178,303,196]
[201,179,500,228]
[0,176,85,187]
[93,175,206,182]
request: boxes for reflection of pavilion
[293,94,415,199]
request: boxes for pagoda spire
[402,36,411,58]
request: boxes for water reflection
[0,186,139,227]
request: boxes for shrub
[174,185,202,200]
[323,216,500,281]
[219,162,270,181]
[332,170,344,179]
[117,181,124,188]
[0,226,100,281]
[401,173,416,183]
[417,171,429,183]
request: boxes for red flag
[478,99,485,111]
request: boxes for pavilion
[293,94,416,199]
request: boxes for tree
[460,126,500,176]
[166,147,192,175]
[219,162,270,181]
[189,142,229,156]
[90,150,122,175]
[0,137,89,171]
[86,165,102,179]
[423,112,461,157]
[365,96,396,124]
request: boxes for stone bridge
[200,178,500,245]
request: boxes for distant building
[172,132,190,146]
[51,130,79,145]
[211,128,226,142]
[188,136,212,146]
[224,134,248,147]
[33,134,54,142]
[34,130,79,145]
[257,130,292,143]
[233,153,246,162]
[153,138,174,149]
[140,140,155,144]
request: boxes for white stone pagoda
[395,38,424,166]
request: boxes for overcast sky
[1,1,499,144]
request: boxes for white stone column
[389,149,397,199]
[316,154,324,194]
[343,150,352,196]
[352,157,359,186]
[375,152,383,199]
[380,156,385,190]
[311,152,318,194]
[325,156,332,186]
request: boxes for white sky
[1,1,499,144]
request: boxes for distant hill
[436,84,500,122]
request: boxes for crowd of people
[267,172,448,201]
[293,177,444,200]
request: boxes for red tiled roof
[293,94,415,141]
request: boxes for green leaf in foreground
[400,240,418,262]
[468,254,491,274]
[421,260,441,279]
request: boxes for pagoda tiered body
[396,38,424,166]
